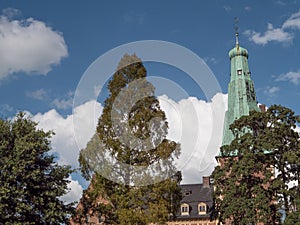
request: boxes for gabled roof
[176,183,213,220]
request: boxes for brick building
[167,177,217,225]
[71,31,264,225]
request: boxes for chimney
[203,176,210,188]
[259,104,266,112]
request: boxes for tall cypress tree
[76,54,182,225]
[212,105,300,225]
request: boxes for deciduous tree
[0,112,74,225]
[212,105,300,225]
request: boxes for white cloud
[282,10,300,29]
[2,8,21,19]
[203,57,217,65]
[24,92,300,202]
[159,93,227,184]
[52,98,73,110]
[276,70,300,85]
[30,93,227,201]
[93,84,102,98]
[244,10,300,45]
[30,100,102,203]
[244,23,293,45]
[0,104,14,116]
[244,6,251,11]
[51,91,75,110]
[32,100,102,168]
[60,177,83,204]
[275,0,287,6]
[0,14,68,79]
[264,86,280,97]
[223,5,232,13]
[26,88,48,100]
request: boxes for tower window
[237,69,242,75]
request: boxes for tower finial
[234,17,239,46]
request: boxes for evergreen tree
[76,54,182,224]
[212,105,300,225]
[0,112,74,225]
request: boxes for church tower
[221,30,260,148]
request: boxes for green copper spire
[221,32,260,148]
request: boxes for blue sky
[0,0,300,202]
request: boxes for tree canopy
[212,104,300,225]
[75,54,182,225]
[0,112,74,225]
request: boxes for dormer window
[198,202,207,215]
[185,190,192,196]
[237,69,242,75]
[181,203,189,215]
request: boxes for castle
[71,31,264,225]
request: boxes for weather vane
[234,17,239,45]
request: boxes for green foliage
[76,54,182,224]
[212,105,300,225]
[0,112,74,225]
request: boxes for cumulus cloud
[282,10,300,30]
[31,100,102,203]
[159,93,227,184]
[263,86,280,97]
[244,6,251,11]
[24,90,300,202]
[244,10,300,45]
[51,98,73,110]
[244,23,293,45]
[51,91,74,110]
[32,100,102,168]
[31,93,227,201]
[93,84,102,98]
[203,57,217,65]
[276,70,300,85]
[26,88,48,100]
[60,177,83,204]
[0,104,14,116]
[223,6,232,13]
[0,12,68,79]
[2,8,21,19]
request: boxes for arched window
[180,203,189,215]
[198,202,207,215]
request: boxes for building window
[199,205,206,211]
[181,203,189,215]
[85,214,90,223]
[237,69,242,75]
[185,190,192,196]
[181,206,188,212]
[198,202,207,215]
